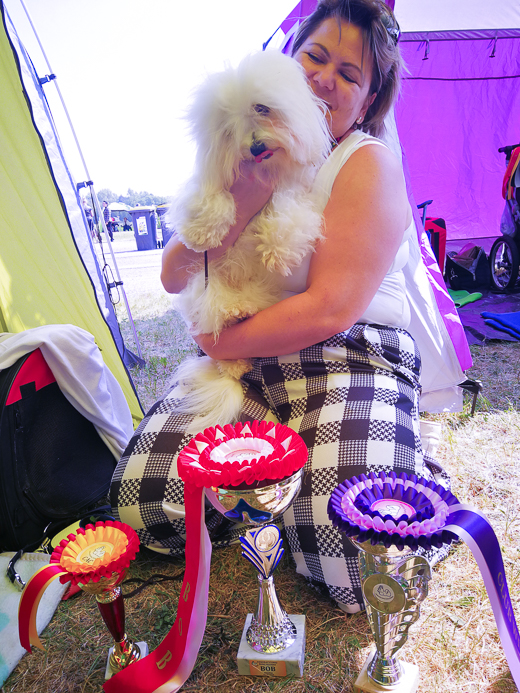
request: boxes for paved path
[95,233,169,304]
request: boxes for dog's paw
[220,307,253,324]
[257,245,294,276]
[216,358,253,379]
[175,190,236,251]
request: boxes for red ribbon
[18,563,68,652]
[105,422,307,692]
[104,485,211,693]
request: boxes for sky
[5,0,518,200]
[5,0,298,198]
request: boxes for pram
[489,143,520,291]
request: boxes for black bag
[445,244,491,291]
[0,348,117,551]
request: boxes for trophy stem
[246,575,297,653]
[96,587,142,670]
[367,647,403,685]
[96,587,126,641]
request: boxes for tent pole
[17,0,145,364]
[90,187,144,362]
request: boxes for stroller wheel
[489,236,519,291]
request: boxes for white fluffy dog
[169,50,331,433]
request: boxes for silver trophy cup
[205,469,303,655]
[350,538,431,692]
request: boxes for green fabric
[0,16,142,427]
[447,289,483,308]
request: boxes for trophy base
[105,642,149,680]
[354,647,419,693]
[237,614,305,677]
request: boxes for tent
[273,0,520,242]
[0,2,143,426]
[393,0,520,242]
[109,202,132,215]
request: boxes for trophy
[179,420,308,677]
[348,539,430,690]
[18,520,148,679]
[328,471,460,692]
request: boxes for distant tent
[0,3,143,426]
[271,0,520,241]
[109,202,132,215]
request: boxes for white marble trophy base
[105,642,149,680]
[237,614,305,677]
[354,647,419,693]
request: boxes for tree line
[97,188,169,207]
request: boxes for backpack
[0,348,117,552]
[445,244,491,292]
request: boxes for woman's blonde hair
[291,0,403,138]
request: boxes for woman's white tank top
[281,130,412,329]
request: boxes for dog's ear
[195,134,239,193]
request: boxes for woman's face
[294,18,376,143]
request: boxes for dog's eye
[254,104,270,115]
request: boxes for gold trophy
[18,520,147,679]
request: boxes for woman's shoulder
[335,133,404,190]
[312,131,405,211]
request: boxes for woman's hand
[192,332,216,356]
[229,160,275,228]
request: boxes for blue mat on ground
[481,310,520,340]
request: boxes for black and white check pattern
[110,323,449,613]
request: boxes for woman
[111,0,451,613]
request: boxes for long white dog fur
[168,50,331,433]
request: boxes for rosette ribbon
[104,420,307,693]
[328,471,520,689]
[19,521,139,652]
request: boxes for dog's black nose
[250,141,268,157]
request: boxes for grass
[4,251,520,692]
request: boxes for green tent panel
[0,6,142,428]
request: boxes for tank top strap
[312,132,387,210]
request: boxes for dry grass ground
[4,252,519,693]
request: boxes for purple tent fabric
[396,30,520,241]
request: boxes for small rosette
[177,420,308,487]
[328,471,460,551]
[50,520,140,586]
[19,521,140,652]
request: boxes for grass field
[4,273,520,693]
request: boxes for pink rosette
[178,420,308,488]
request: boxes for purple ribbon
[329,473,520,687]
[445,504,520,689]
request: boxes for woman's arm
[194,143,412,359]
[161,162,275,294]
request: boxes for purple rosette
[328,471,460,551]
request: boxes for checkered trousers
[110,323,448,612]
[241,323,441,613]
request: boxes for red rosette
[49,520,140,586]
[178,420,308,487]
